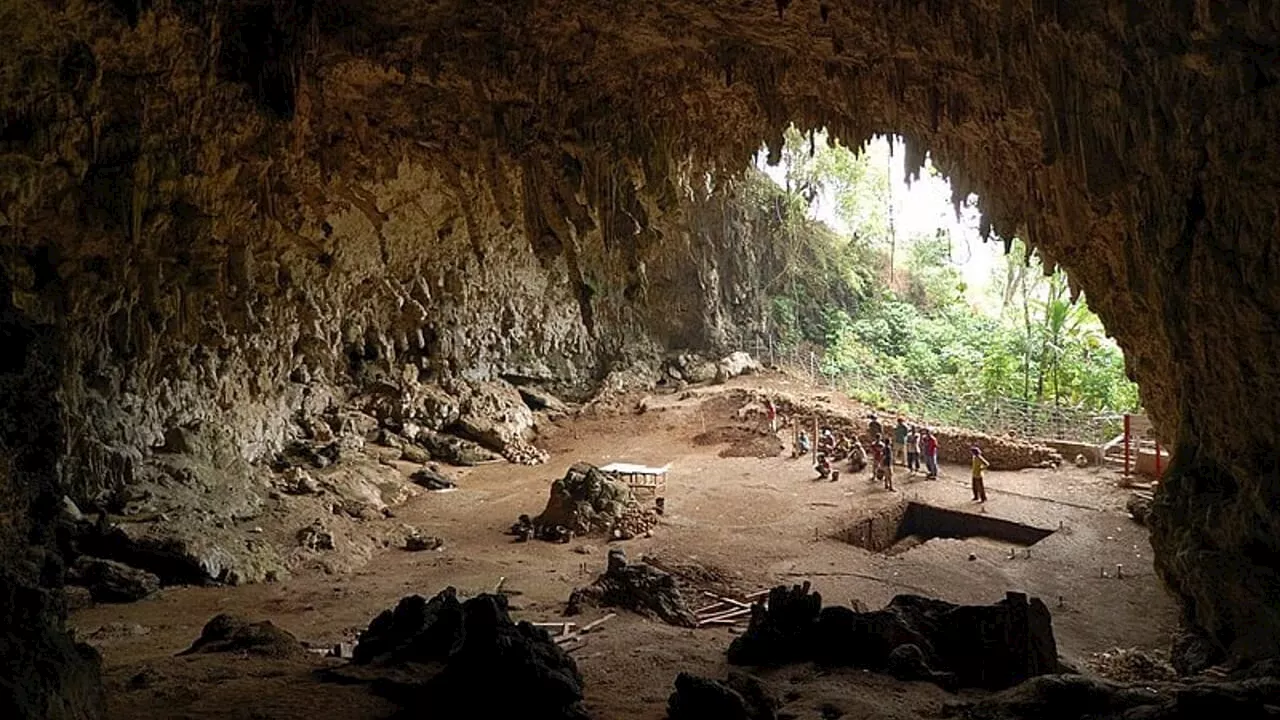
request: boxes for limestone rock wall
[0,0,1278,695]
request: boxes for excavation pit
[835,502,1054,555]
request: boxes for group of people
[864,414,940,491]
[768,399,991,502]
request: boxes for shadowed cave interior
[1,0,1278,718]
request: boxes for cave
[1,0,1278,717]
[836,502,1055,555]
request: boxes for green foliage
[740,169,874,348]
[758,127,1141,418]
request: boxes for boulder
[667,672,778,720]
[566,549,696,627]
[399,443,431,464]
[729,585,1060,692]
[350,589,588,719]
[714,351,762,383]
[67,557,160,603]
[179,614,305,659]
[454,380,536,450]
[297,521,335,551]
[410,466,457,491]
[405,533,444,552]
[413,429,502,466]
[517,385,572,414]
[280,466,321,495]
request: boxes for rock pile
[566,549,697,627]
[179,614,306,659]
[1086,647,1177,682]
[727,583,1060,691]
[349,588,589,719]
[503,438,550,466]
[533,463,653,539]
[612,505,659,540]
[667,671,779,720]
[931,429,1062,470]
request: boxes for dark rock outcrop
[179,614,306,659]
[944,672,1280,720]
[729,584,1059,691]
[66,557,159,604]
[0,567,103,720]
[667,671,778,720]
[567,549,697,627]
[350,588,588,719]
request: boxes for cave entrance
[835,501,1054,556]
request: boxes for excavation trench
[835,502,1054,556]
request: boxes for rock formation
[533,463,657,539]
[728,583,1060,692]
[346,588,589,719]
[566,548,698,627]
[179,614,307,659]
[0,0,1279,714]
[667,671,779,720]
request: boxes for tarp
[598,462,670,476]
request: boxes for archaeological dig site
[2,1,1278,718]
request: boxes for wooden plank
[698,607,751,624]
[580,613,616,634]
[694,602,730,616]
[743,589,770,601]
[701,609,747,622]
[702,591,751,609]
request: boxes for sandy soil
[71,372,1178,720]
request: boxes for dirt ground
[71,372,1178,720]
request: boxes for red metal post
[1155,440,1163,479]
[1123,414,1131,477]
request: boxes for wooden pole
[812,416,818,464]
[1123,414,1131,477]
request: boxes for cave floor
[69,375,1177,720]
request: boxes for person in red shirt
[921,428,939,479]
[765,399,778,433]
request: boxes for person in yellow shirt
[970,446,990,502]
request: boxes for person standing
[906,426,920,473]
[893,418,909,466]
[921,429,939,479]
[882,436,896,491]
[970,446,990,502]
[766,399,778,433]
